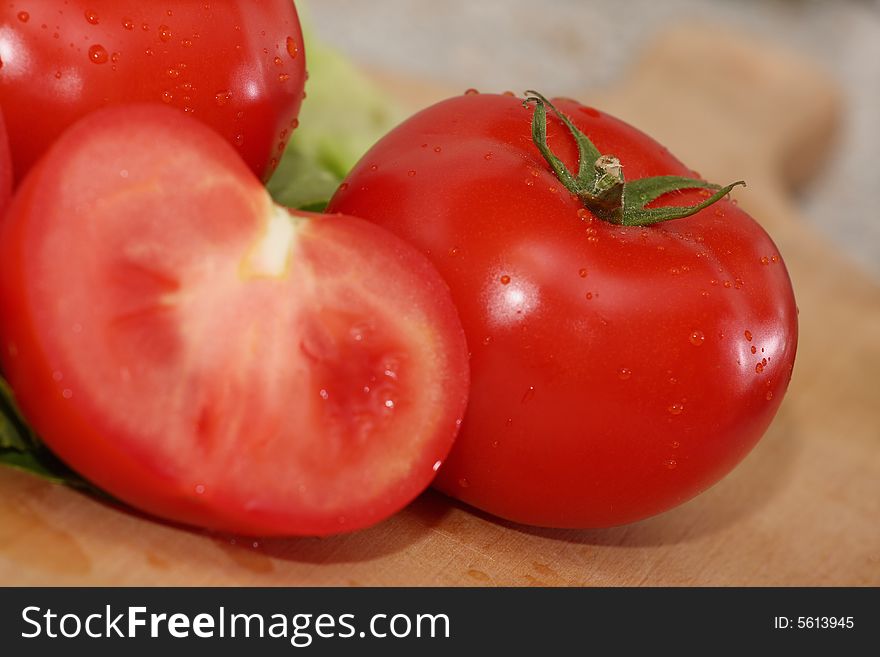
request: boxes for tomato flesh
[0,105,469,536]
[0,0,306,183]
[328,93,798,528]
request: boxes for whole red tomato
[328,92,798,528]
[0,105,10,215]
[0,104,469,536]
[0,0,306,183]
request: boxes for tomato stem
[523,91,745,226]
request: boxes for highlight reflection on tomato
[0,0,306,183]
[328,92,798,528]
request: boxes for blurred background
[303,0,880,281]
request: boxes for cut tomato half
[0,105,469,536]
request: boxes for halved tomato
[0,104,469,536]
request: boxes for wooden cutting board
[1,24,877,586]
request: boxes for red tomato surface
[328,93,798,528]
[0,105,10,216]
[0,0,306,183]
[0,104,469,536]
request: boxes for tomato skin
[0,104,469,536]
[327,93,798,528]
[0,105,10,216]
[0,0,306,183]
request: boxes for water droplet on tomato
[273,55,283,66]
[214,90,231,106]
[484,152,493,160]
[723,280,732,288]
[62,389,73,400]
[349,321,373,342]
[481,336,492,346]
[458,478,471,488]
[233,134,244,146]
[432,460,442,472]
[17,11,29,23]
[122,17,134,30]
[766,391,774,401]
[671,440,680,449]
[755,362,764,373]
[579,268,588,278]
[318,389,329,401]
[745,330,753,341]
[369,163,379,171]
[521,386,536,404]
[167,67,180,79]
[407,170,417,177]
[665,459,678,470]
[195,484,206,495]
[464,88,479,95]
[158,25,172,42]
[285,36,299,58]
[88,44,108,64]
[689,330,705,346]
[52,371,63,382]
[668,403,684,415]
[618,368,632,381]
[278,73,290,83]
[585,292,593,300]
[161,90,173,103]
[338,182,349,192]
[84,10,99,24]
[384,399,395,410]
[499,275,511,285]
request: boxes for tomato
[0,104,469,536]
[0,105,10,216]
[327,92,798,528]
[0,0,306,184]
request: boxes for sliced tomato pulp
[0,105,469,536]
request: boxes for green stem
[522,92,744,227]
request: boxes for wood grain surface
[1,25,877,586]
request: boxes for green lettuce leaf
[266,14,399,211]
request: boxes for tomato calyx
[524,91,745,226]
